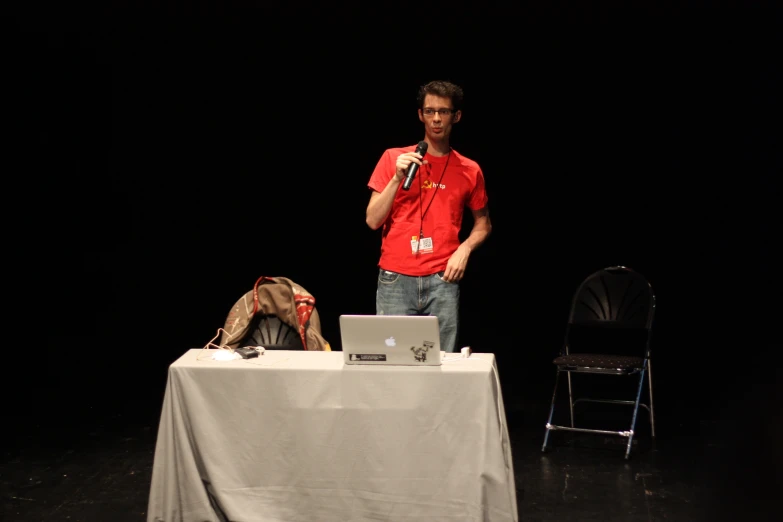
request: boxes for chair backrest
[565,266,655,356]
[239,314,305,350]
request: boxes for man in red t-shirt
[365,80,492,353]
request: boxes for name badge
[411,236,434,254]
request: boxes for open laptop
[339,315,443,366]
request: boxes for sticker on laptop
[349,354,387,361]
[411,341,435,362]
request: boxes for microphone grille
[417,141,428,153]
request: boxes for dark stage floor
[2,356,777,522]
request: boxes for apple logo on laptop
[385,336,396,347]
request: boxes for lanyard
[419,149,451,239]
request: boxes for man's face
[418,94,461,143]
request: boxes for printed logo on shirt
[422,179,446,190]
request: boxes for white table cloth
[147,349,518,522]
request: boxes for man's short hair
[418,80,464,110]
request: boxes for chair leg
[647,360,656,438]
[566,370,575,428]
[542,369,561,452]
[624,368,647,459]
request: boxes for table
[147,349,518,522]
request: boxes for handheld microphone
[402,141,428,191]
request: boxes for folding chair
[541,265,655,459]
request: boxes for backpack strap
[252,276,276,316]
[293,293,316,349]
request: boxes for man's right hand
[395,151,427,181]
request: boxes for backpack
[218,276,331,351]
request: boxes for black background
[9,2,779,448]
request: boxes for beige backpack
[218,276,331,351]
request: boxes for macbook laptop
[339,315,443,366]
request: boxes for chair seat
[553,353,644,370]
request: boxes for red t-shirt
[368,145,488,276]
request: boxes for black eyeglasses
[422,108,456,116]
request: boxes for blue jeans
[376,269,460,353]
